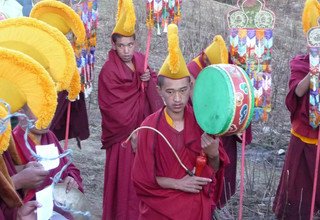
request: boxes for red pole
[64,101,71,150]
[141,29,152,92]
[238,130,246,220]
[309,129,320,220]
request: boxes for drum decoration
[71,0,98,98]
[307,21,320,128]
[193,64,254,136]
[146,0,181,35]
[227,0,275,122]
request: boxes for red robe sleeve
[285,55,310,115]
[285,55,318,138]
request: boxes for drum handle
[123,126,194,176]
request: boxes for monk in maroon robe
[132,76,229,219]
[50,91,90,146]
[133,23,229,218]
[98,33,163,219]
[187,52,252,207]
[273,55,320,219]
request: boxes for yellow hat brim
[0,106,11,155]
[0,48,57,129]
[204,35,229,64]
[30,0,85,44]
[0,17,75,91]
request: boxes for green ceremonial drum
[193,64,254,136]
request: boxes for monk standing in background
[98,0,163,219]
[187,36,252,207]
[132,24,229,219]
[273,0,320,218]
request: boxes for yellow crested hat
[0,106,11,155]
[30,0,86,45]
[0,17,75,91]
[204,35,229,64]
[0,47,57,129]
[302,0,320,33]
[112,0,136,36]
[158,24,190,79]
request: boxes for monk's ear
[111,39,116,50]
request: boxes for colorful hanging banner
[146,0,181,35]
[71,0,98,98]
[227,0,275,122]
[307,23,320,128]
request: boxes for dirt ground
[67,0,307,219]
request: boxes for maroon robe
[12,125,83,219]
[273,55,320,219]
[187,55,252,207]
[132,106,229,219]
[98,49,163,220]
[50,91,90,143]
[0,151,19,219]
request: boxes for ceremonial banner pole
[307,21,320,220]
[238,131,246,219]
[227,1,275,218]
[310,131,320,220]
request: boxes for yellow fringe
[67,69,81,101]
[0,106,10,155]
[168,24,180,74]
[302,0,320,33]
[116,0,123,22]
[215,35,229,64]
[30,0,86,45]
[123,0,136,33]
[0,48,57,129]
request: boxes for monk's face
[158,77,191,114]
[19,105,50,135]
[112,36,135,63]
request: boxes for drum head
[53,182,88,218]
[193,65,234,135]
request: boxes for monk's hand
[140,69,151,82]
[130,132,138,153]
[17,200,41,220]
[62,176,79,193]
[176,174,212,193]
[201,133,219,159]
[12,163,49,190]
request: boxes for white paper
[36,184,53,220]
[35,144,60,171]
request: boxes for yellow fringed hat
[158,24,190,79]
[204,35,229,64]
[0,47,57,129]
[0,17,75,91]
[112,0,136,36]
[0,106,11,155]
[30,0,86,45]
[302,0,320,33]
[67,69,81,101]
